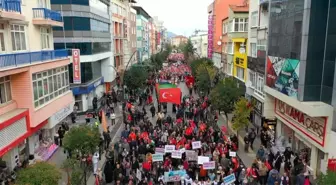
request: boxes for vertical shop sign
[72,49,81,84]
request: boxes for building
[51,0,113,112]
[152,16,164,51]
[149,19,157,55]
[127,7,137,66]
[263,0,336,176]
[207,2,214,59]
[132,6,151,62]
[245,0,268,130]
[212,0,244,66]
[0,0,74,170]
[171,35,188,48]
[190,34,208,58]
[222,4,249,85]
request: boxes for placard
[203,161,216,170]
[171,150,182,159]
[197,156,209,164]
[164,170,187,182]
[152,154,164,162]
[229,151,236,157]
[192,141,201,149]
[186,150,197,161]
[136,169,142,180]
[155,147,165,154]
[165,145,175,153]
[223,174,236,185]
[179,148,185,153]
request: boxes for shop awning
[232,38,246,43]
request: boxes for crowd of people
[93,71,314,185]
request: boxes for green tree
[232,97,252,131]
[150,52,165,70]
[190,57,213,76]
[317,170,336,184]
[209,77,244,122]
[63,125,100,155]
[182,39,196,62]
[62,158,83,185]
[196,64,216,94]
[16,162,61,185]
[124,65,149,90]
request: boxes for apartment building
[152,16,164,51]
[127,7,137,66]
[149,19,157,55]
[190,34,208,58]
[132,6,151,62]
[245,0,268,131]
[51,0,113,112]
[262,0,336,176]
[0,0,74,171]
[171,35,188,48]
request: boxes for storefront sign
[203,161,216,169]
[47,104,74,129]
[328,159,336,171]
[252,97,263,115]
[71,77,104,95]
[72,49,81,84]
[275,99,326,146]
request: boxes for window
[41,27,51,49]
[226,63,232,75]
[32,66,70,108]
[251,11,258,27]
[90,19,109,32]
[10,25,27,51]
[236,66,244,80]
[227,42,233,54]
[257,39,267,51]
[233,18,248,32]
[248,70,256,88]
[0,76,12,104]
[222,22,228,34]
[250,43,257,57]
[228,20,233,32]
[256,74,265,96]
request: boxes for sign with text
[275,99,326,146]
[203,161,216,170]
[164,170,186,182]
[155,147,165,154]
[197,156,209,165]
[192,141,201,149]
[186,150,197,161]
[152,154,164,162]
[165,145,175,153]
[72,49,81,84]
[179,148,185,153]
[136,169,142,180]
[223,174,236,185]
[229,151,236,157]
[171,150,182,159]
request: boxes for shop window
[0,76,12,104]
[32,66,70,108]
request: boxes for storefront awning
[232,38,246,43]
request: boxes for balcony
[0,0,25,21]
[259,0,269,5]
[32,8,63,27]
[0,49,68,70]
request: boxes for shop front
[274,98,328,176]
[251,96,263,132]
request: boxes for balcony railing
[0,49,68,68]
[0,0,21,13]
[32,8,62,22]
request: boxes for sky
[136,0,213,36]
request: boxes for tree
[16,162,61,185]
[190,57,213,76]
[209,77,244,122]
[62,158,83,185]
[150,52,165,70]
[63,125,100,156]
[123,64,149,90]
[317,170,336,184]
[232,97,252,132]
[182,39,196,62]
[196,64,216,94]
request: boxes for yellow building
[224,4,249,81]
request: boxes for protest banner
[171,150,182,159]
[164,170,187,182]
[229,151,236,157]
[186,150,197,161]
[223,174,236,185]
[197,156,209,165]
[203,161,216,170]
[179,148,185,153]
[192,141,201,149]
[164,145,175,153]
[152,154,164,162]
[136,169,142,180]
[155,147,165,154]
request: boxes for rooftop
[132,6,151,19]
[229,4,249,13]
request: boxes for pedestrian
[257,145,266,160]
[150,104,156,117]
[280,172,290,185]
[249,128,257,150]
[244,133,250,152]
[111,110,116,125]
[58,127,65,147]
[92,151,99,175]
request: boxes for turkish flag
[158,88,181,104]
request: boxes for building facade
[0,0,74,170]
[245,0,268,130]
[263,0,336,176]
[149,19,157,55]
[190,34,208,58]
[128,7,137,66]
[51,0,113,112]
[132,6,151,62]
[171,35,188,48]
